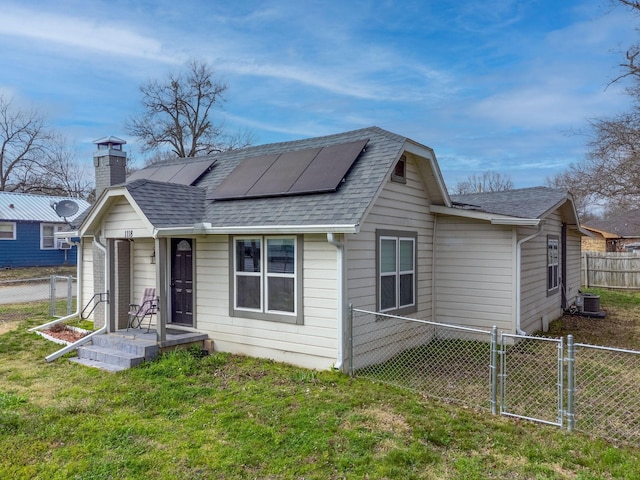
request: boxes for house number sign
[124,229,134,239]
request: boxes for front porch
[69,328,209,372]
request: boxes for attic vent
[391,155,406,183]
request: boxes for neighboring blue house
[0,192,90,268]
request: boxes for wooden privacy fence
[582,252,640,289]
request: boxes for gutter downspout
[431,214,438,323]
[327,232,345,370]
[41,236,108,362]
[29,238,83,332]
[515,223,544,335]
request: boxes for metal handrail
[80,292,109,320]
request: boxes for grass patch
[0,302,639,478]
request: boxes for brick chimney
[93,136,127,199]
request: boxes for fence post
[490,326,498,415]
[49,275,56,317]
[566,334,575,432]
[347,303,354,376]
[66,276,73,316]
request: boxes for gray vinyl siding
[348,154,435,369]
[519,213,563,333]
[434,216,515,332]
[103,198,152,239]
[131,239,156,305]
[81,239,94,319]
[565,230,582,306]
[194,234,339,370]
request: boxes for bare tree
[0,94,51,191]
[127,59,254,158]
[39,137,94,199]
[551,1,640,211]
[0,95,93,198]
[453,171,514,195]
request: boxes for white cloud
[0,5,175,63]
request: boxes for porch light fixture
[150,249,156,264]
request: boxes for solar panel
[208,154,280,200]
[127,159,216,186]
[245,148,320,197]
[208,139,368,201]
[288,139,368,194]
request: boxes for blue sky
[0,0,637,190]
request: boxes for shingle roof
[583,209,640,237]
[0,191,90,223]
[451,187,570,219]
[125,179,205,228]
[125,126,413,229]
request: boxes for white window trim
[0,222,16,240]
[231,235,303,324]
[41,223,65,250]
[377,230,417,314]
[547,236,559,293]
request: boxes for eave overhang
[152,223,361,238]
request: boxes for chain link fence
[0,276,76,317]
[500,334,563,427]
[349,307,496,412]
[573,343,640,446]
[349,306,640,448]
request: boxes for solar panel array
[208,138,368,201]
[127,159,216,186]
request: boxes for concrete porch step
[70,329,209,372]
[92,332,159,360]
[76,344,147,369]
[68,356,130,372]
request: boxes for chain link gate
[500,333,565,427]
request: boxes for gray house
[68,127,585,370]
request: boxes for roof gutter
[152,223,361,238]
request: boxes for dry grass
[548,289,640,350]
[0,265,76,282]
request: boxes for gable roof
[429,187,584,229]
[82,126,450,235]
[0,191,90,223]
[451,187,572,219]
[583,209,640,238]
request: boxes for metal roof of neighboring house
[86,126,450,232]
[583,209,640,238]
[451,187,572,219]
[0,191,91,223]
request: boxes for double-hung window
[377,230,417,314]
[41,223,64,249]
[547,236,559,293]
[232,236,302,324]
[0,222,16,240]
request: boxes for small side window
[547,236,559,293]
[0,222,16,240]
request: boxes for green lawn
[0,302,639,479]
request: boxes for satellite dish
[53,200,79,218]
